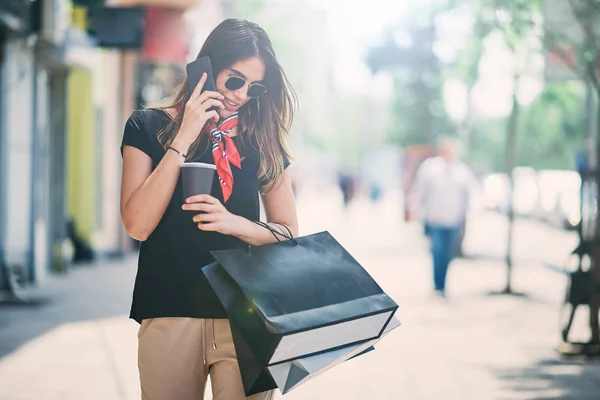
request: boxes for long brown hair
[151,18,297,188]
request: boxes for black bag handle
[267,221,294,240]
[252,220,298,245]
[231,221,298,253]
[254,220,283,242]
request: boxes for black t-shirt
[121,109,288,323]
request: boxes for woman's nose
[233,85,249,102]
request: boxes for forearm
[232,216,296,246]
[122,140,189,240]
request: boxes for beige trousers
[138,317,275,400]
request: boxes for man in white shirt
[411,137,475,297]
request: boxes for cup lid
[180,162,217,170]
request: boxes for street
[0,188,599,400]
[1,1,599,399]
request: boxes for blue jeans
[428,224,459,292]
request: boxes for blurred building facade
[0,0,202,295]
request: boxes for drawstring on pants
[202,319,207,366]
[212,319,218,350]
[202,319,218,367]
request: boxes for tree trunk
[504,79,520,293]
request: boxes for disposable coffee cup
[181,162,217,201]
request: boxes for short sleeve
[120,111,153,158]
[259,152,291,187]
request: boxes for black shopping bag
[203,230,399,394]
[266,316,401,394]
[203,261,400,395]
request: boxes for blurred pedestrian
[338,171,356,207]
[369,182,383,202]
[120,19,298,400]
[412,137,474,297]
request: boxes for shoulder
[419,157,439,172]
[125,109,171,143]
[128,108,166,127]
[122,109,168,158]
[455,162,475,182]
[125,109,149,132]
[424,156,443,165]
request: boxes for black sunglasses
[225,76,267,98]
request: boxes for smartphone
[186,56,220,112]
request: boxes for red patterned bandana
[203,112,241,203]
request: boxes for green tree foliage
[366,8,452,147]
[449,0,587,172]
[518,82,587,169]
[543,0,600,94]
[448,3,497,163]
[467,82,587,172]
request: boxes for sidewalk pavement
[1,191,600,399]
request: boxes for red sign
[141,7,192,64]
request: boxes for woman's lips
[224,98,238,108]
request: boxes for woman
[120,19,298,400]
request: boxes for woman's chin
[219,106,241,118]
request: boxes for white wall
[95,50,124,254]
[2,39,35,272]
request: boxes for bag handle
[230,221,298,253]
[254,220,283,242]
[266,221,294,240]
[252,220,298,245]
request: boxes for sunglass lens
[248,84,267,98]
[225,76,245,90]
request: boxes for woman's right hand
[174,73,225,148]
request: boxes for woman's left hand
[182,194,242,235]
